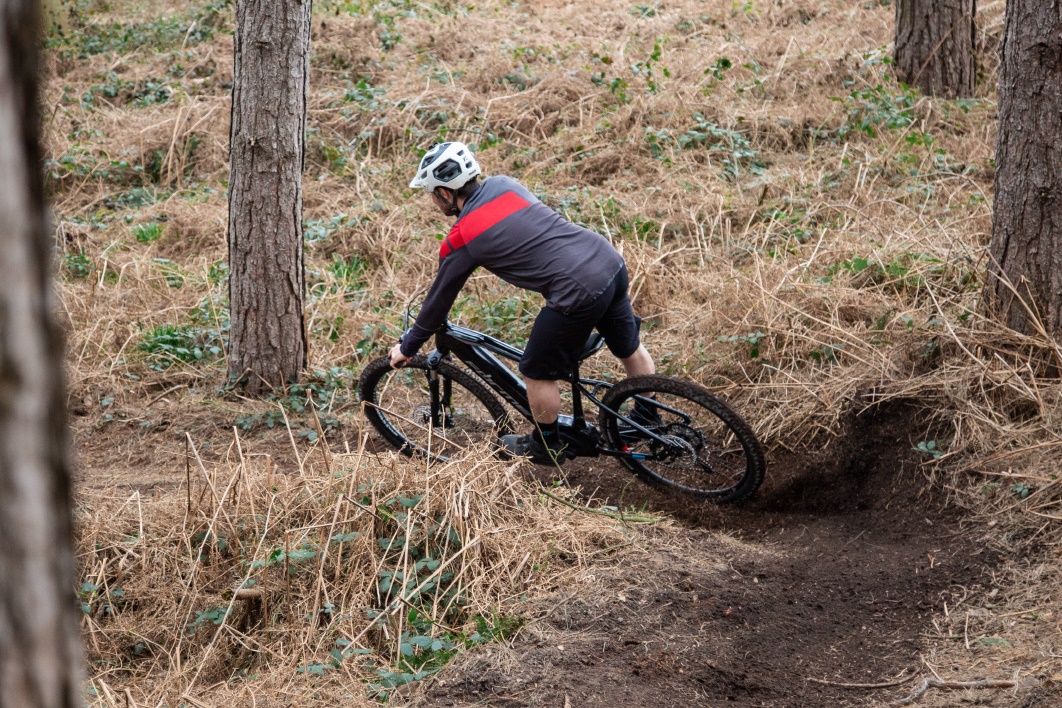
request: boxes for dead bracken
[50,0,1061,705]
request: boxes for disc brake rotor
[412,405,432,426]
[412,404,455,429]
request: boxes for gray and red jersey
[400,175,625,356]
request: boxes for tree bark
[0,1,83,706]
[894,0,976,98]
[987,2,1062,340]
[227,0,311,394]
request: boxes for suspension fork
[426,368,442,428]
[425,349,452,428]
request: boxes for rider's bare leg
[526,346,653,423]
[524,377,561,426]
[503,377,565,463]
[620,345,655,377]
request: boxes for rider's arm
[399,248,476,357]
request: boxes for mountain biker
[390,141,655,465]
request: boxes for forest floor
[54,0,1062,705]
[74,397,1054,707]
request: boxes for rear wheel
[359,355,513,461]
[600,374,765,503]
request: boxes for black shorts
[519,266,642,381]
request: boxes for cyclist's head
[409,141,481,193]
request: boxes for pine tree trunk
[987,2,1062,339]
[227,0,311,394]
[0,2,84,705]
[894,0,976,98]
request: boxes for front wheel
[359,355,513,461]
[600,374,765,503]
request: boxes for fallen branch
[806,674,915,689]
[534,482,661,523]
[895,678,1016,705]
[146,384,185,407]
[179,695,213,708]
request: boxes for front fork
[425,350,453,429]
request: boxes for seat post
[570,364,586,429]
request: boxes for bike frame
[421,321,676,460]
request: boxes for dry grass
[78,428,647,705]
[44,0,1062,703]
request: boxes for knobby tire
[600,374,765,503]
[359,355,513,461]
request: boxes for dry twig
[895,678,1018,706]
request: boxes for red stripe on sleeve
[439,191,531,258]
[440,223,461,258]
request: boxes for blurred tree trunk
[227,0,311,394]
[894,0,976,98]
[0,1,84,706]
[986,2,1062,341]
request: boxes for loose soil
[420,402,1004,707]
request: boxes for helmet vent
[408,141,480,190]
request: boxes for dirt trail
[422,404,1000,707]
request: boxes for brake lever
[402,287,430,331]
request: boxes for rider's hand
[389,343,410,369]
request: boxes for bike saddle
[578,332,606,361]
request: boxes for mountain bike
[358,318,765,503]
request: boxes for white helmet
[409,141,481,191]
